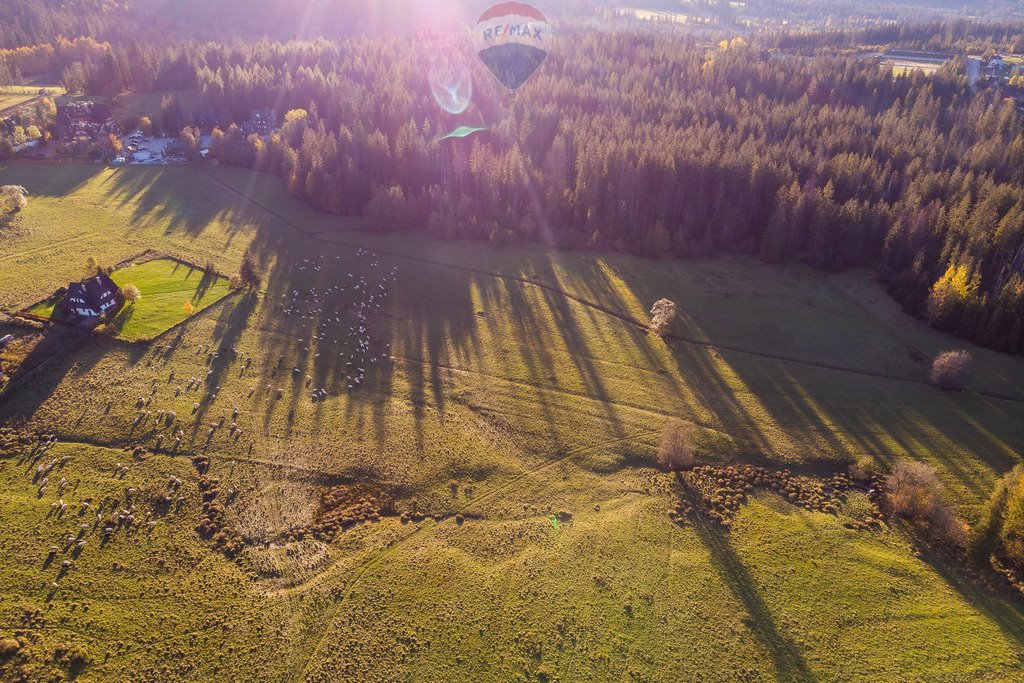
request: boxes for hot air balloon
[473,2,551,90]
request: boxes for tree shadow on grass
[682,477,817,683]
[192,266,222,304]
[930,553,1024,652]
[0,160,105,198]
[103,304,136,338]
[190,290,259,436]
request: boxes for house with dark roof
[56,101,119,144]
[242,108,277,136]
[62,273,123,321]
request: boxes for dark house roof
[64,273,122,317]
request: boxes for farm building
[62,273,123,320]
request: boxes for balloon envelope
[473,2,550,90]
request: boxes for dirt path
[289,428,661,681]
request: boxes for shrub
[229,274,243,290]
[658,419,695,470]
[0,185,27,214]
[972,466,1024,570]
[122,283,141,305]
[930,350,972,390]
[882,460,966,547]
[0,637,19,659]
[650,298,677,337]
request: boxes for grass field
[0,85,63,113]
[0,160,1023,681]
[108,258,232,340]
[22,258,231,341]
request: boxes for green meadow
[24,258,231,342]
[108,258,232,341]
[0,160,1022,681]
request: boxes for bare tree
[658,419,695,470]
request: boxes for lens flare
[429,58,473,115]
[439,125,490,141]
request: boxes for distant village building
[56,101,120,144]
[243,108,277,136]
[163,139,186,159]
[177,110,221,134]
[62,273,123,320]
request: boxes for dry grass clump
[190,455,210,474]
[657,419,695,470]
[882,460,966,547]
[0,637,20,659]
[848,455,883,482]
[930,350,972,390]
[52,642,90,673]
[649,298,677,336]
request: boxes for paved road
[966,56,982,90]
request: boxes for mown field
[0,85,63,113]
[0,160,1023,681]
[108,258,232,341]
[26,258,231,341]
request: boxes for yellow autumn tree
[927,262,979,328]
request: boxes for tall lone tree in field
[658,419,695,470]
[650,299,678,337]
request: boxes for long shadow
[190,290,259,438]
[0,323,85,418]
[930,555,1024,651]
[0,160,105,197]
[100,166,262,242]
[104,304,136,337]
[683,480,817,682]
[192,266,221,304]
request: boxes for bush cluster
[930,350,972,390]
[276,485,386,543]
[973,466,1024,589]
[194,476,244,556]
[882,460,967,547]
[676,465,881,529]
